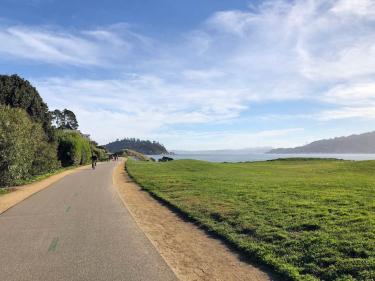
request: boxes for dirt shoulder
[113,161,275,281]
[0,165,90,214]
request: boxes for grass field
[126,158,375,281]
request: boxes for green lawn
[126,158,375,281]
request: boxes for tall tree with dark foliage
[0,74,53,138]
[51,109,79,130]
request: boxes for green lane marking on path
[65,206,71,213]
[48,237,59,252]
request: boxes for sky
[1,0,375,150]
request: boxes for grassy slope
[127,159,375,281]
[123,149,151,161]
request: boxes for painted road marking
[48,237,59,252]
[65,206,71,213]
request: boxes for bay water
[149,153,375,163]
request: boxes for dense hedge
[30,141,60,176]
[0,106,59,186]
[56,130,92,167]
[91,145,108,161]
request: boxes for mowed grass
[127,158,375,281]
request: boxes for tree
[0,75,52,137]
[104,138,169,154]
[63,109,78,130]
[51,109,63,128]
[51,109,79,130]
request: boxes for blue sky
[1,0,375,150]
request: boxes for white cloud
[34,72,310,149]
[207,10,257,35]
[34,76,255,144]
[0,26,101,65]
[324,82,375,105]
[35,76,250,119]
[0,24,147,66]
[183,69,225,81]
[3,0,375,148]
[315,81,375,121]
[318,106,375,121]
[198,0,375,123]
[331,0,375,18]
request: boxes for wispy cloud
[317,82,375,121]
[318,106,375,121]
[2,0,375,148]
[331,0,375,18]
[0,24,151,66]
[0,26,102,65]
[324,82,375,106]
[34,75,251,130]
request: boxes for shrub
[91,145,108,161]
[56,130,91,166]
[0,106,59,186]
[30,141,60,176]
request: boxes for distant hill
[268,131,375,154]
[105,138,168,155]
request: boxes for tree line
[0,74,107,187]
[105,138,168,155]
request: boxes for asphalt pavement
[0,161,177,281]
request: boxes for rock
[158,156,174,162]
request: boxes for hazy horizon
[1,0,375,150]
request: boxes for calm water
[149,153,375,163]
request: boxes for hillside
[269,131,375,154]
[105,138,168,155]
[121,149,152,161]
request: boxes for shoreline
[147,153,375,163]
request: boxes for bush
[56,130,91,167]
[91,145,108,161]
[30,141,60,176]
[0,106,59,186]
